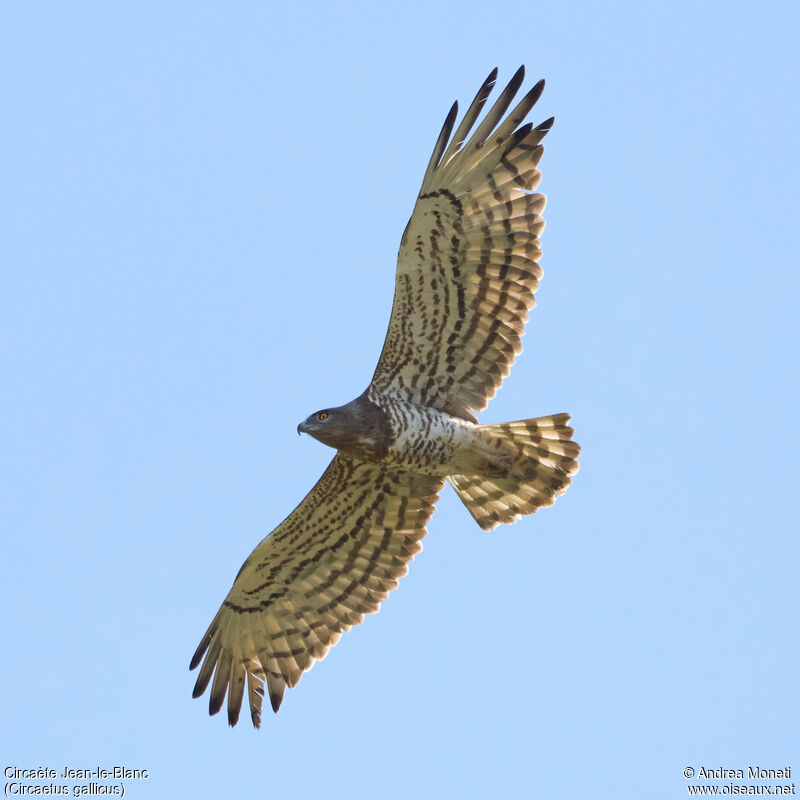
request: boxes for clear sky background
[2,2,797,798]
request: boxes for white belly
[378,400,506,477]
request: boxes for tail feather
[448,413,579,530]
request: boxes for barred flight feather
[191,455,443,726]
[372,70,552,422]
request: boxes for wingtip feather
[536,116,555,134]
[266,673,287,713]
[209,694,223,716]
[189,629,213,671]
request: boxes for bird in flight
[191,66,580,727]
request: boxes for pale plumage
[191,67,579,726]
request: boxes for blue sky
[2,2,797,798]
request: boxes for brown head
[297,393,392,462]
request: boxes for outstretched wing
[370,67,553,423]
[190,455,443,727]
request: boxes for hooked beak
[297,420,310,436]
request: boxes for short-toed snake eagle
[191,67,580,727]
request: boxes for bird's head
[297,395,391,460]
[297,408,341,446]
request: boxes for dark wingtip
[528,78,545,107]
[269,691,284,713]
[514,121,534,140]
[536,116,555,133]
[209,692,224,716]
[440,100,459,151]
[228,705,241,727]
[189,629,212,671]
[505,66,525,99]
[425,98,460,176]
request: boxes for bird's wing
[190,454,443,727]
[370,67,553,423]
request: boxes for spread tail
[448,413,579,530]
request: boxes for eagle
[190,66,580,727]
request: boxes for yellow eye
[318,412,328,421]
